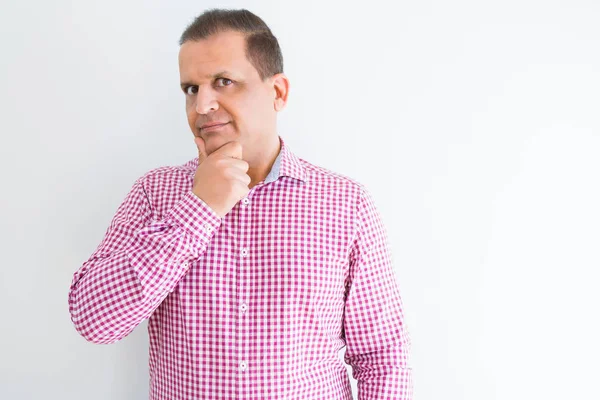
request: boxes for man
[68,8,413,400]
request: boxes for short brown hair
[179,8,284,81]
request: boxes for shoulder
[298,156,367,196]
[141,157,196,180]
[296,157,383,223]
[133,157,197,194]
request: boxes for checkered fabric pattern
[68,135,413,399]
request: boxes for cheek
[237,95,271,126]
[185,104,197,128]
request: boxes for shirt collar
[264,135,307,184]
[188,135,307,184]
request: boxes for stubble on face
[178,31,275,159]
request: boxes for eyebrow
[180,70,236,88]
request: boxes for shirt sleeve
[342,186,414,399]
[68,177,222,344]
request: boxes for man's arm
[343,186,413,400]
[68,176,221,344]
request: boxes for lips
[200,122,229,131]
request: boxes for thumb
[194,135,207,165]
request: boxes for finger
[228,158,250,173]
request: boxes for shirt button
[204,224,213,234]
[182,261,189,268]
[240,303,247,313]
[241,198,250,207]
[241,248,248,257]
[240,361,247,371]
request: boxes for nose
[195,86,219,114]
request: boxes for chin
[206,134,237,152]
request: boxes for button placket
[238,196,252,381]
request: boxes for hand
[192,136,251,218]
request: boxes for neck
[246,135,281,189]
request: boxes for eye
[183,85,198,96]
[216,78,233,87]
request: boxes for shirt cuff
[165,190,222,240]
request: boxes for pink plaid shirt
[68,135,413,399]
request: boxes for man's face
[178,30,282,157]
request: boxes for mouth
[200,122,230,133]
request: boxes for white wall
[1,0,599,399]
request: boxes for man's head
[178,9,289,158]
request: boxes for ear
[271,73,290,112]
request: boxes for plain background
[1,0,599,399]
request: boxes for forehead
[178,31,256,80]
